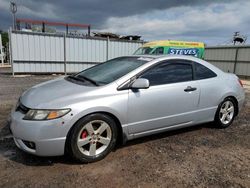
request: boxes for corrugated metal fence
[9,30,143,74]
[9,30,250,77]
[204,45,250,77]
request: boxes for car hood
[20,77,101,109]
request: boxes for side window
[195,63,217,80]
[140,62,193,86]
[152,47,164,55]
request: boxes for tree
[0,31,9,48]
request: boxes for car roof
[126,54,223,74]
[128,54,200,61]
[113,54,224,86]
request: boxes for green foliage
[0,32,9,48]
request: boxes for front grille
[16,103,30,114]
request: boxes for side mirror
[131,78,150,89]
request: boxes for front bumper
[10,110,67,156]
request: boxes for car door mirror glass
[131,78,150,89]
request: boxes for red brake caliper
[81,130,88,139]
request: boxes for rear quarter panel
[223,73,245,111]
[195,72,243,123]
[195,77,225,123]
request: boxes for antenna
[10,2,17,30]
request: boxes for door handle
[184,86,197,92]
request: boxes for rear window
[195,63,217,80]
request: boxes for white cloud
[99,1,250,45]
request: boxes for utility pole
[10,2,17,30]
[0,34,4,65]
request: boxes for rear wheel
[214,98,236,128]
[67,113,118,163]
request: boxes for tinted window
[74,57,150,85]
[195,63,217,80]
[152,47,164,55]
[140,62,193,86]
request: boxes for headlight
[23,109,71,120]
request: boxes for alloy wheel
[77,120,112,156]
[219,100,234,125]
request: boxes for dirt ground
[0,67,249,188]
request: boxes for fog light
[23,140,36,150]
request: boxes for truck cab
[134,40,205,59]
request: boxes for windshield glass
[74,57,151,85]
[134,47,154,55]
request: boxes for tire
[214,97,237,128]
[66,113,118,163]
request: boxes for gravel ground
[0,67,249,188]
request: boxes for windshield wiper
[76,75,99,86]
[67,75,86,82]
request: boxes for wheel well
[99,112,124,146]
[66,111,124,149]
[225,96,239,116]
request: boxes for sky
[0,0,250,45]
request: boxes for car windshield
[134,47,154,55]
[71,57,151,86]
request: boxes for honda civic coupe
[10,55,245,163]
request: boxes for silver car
[10,55,245,163]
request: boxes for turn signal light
[47,111,59,120]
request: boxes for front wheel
[214,98,236,128]
[67,113,118,163]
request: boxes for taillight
[238,79,243,87]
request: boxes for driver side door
[127,59,200,136]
